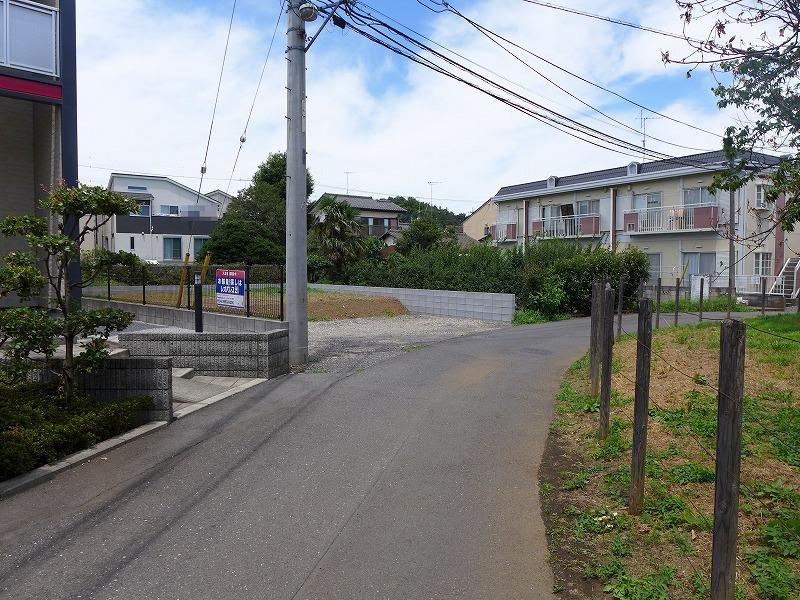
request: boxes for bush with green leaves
[0,184,138,398]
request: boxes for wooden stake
[655,277,662,330]
[629,298,652,515]
[711,320,746,600]
[616,275,624,341]
[590,280,603,396]
[176,252,190,308]
[599,285,614,440]
[674,278,680,327]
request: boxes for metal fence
[85,263,284,321]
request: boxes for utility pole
[345,171,353,195]
[286,0,310,364]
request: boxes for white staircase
[770,257,800,298]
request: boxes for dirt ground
[306,290,407,320]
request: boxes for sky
[74,0,747,215]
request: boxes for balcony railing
[530,215,601,239]
[0,0,59,77]
[623,204,718,234]
[494,222,518,241]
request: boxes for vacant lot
[540,314,799,599]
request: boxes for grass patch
[0,381,151,481]
[539,312,800,599]
[512,309,569,325]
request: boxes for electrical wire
[225,0,286,194]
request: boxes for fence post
[106,263,111,301]
[711,320,746,600]
[616,276,624,341]
[590,280,602,396]
[655,277,662,330]
[142,265,147,305]
[187,278,191,310]
[194,272,203,332]
[280,265,285,322]
[797,293,800,314]
[246,267,251,318]
[599,284,614,440]
[761,278,767,316]
[698,277,704,322]
[629,297,652,515]
[674,278,680,327]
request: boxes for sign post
[215,268,246,310]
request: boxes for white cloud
[76,0,737,215]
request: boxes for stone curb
[0,420,169,500]
[172,378,267,419]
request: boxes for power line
[196,0,238,201]
[225,0,286,194]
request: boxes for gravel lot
[306,314,505,373]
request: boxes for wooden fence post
[616,276,625,341]
[629,297,652,515]
[711,320,746,600]
[655,277,662,330]
[761,278,767,316]
[590,280,602,396]
[698,277,704,322]
[599,284,615,440]
[674,278,680,327]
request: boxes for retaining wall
[119,330,290,379]
[83,298,288,333]
[310,284,515,322]
[23,357,173,421]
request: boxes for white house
[84,173,223,263]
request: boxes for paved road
[1,312,745,599]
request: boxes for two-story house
[84,173,223,263]
[491,151,798,296]
[312,194,406,238]
[0,0,75,306]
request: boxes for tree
[667,2,799,231]
[388,196,467,226]
[0,184,138,398]
[202,152,314,264]
[396,217,454,254]
[310,195,366,279]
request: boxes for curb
[0,420,169,500]
[173,378,267,419]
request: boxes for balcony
[494,222,518,242]
[624,204,719,234]
[0,0,59,77]
[530,215,601,239]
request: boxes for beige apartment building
[462,198,497,241]
[491,151,799,298]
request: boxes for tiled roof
[494,150,783,199]
[330,194,406,212]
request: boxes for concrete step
[172,367,195,379]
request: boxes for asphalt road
[1,317,604,599]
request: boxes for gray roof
[494,150,784,199]
[119,191,155,202]
[330,194,406,213]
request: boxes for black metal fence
[88,263,284,321]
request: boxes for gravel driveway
[306,314,505,373]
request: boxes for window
[130,237,135,251]
[127,185,148,191]
[131,201,150,217]
[163,237,182,261]
[160,205,179,216]
[632,192,662,211]
[755,185,772,209]
[683,187,715,206]
[577,199,599,215]
[193,237,206,258]
[5,2,58,75]
[542,205,560,220]
[682,252,717,275]
[647,253,661,279]
[754,252,773,277]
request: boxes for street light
[285,0,347,365]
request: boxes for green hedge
[0,382,152,481]
[343,240,649,317]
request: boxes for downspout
[610,187,617,251]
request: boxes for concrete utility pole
[286,0,310,364]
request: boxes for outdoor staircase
[770,257,800,298]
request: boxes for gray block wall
[21,357,173,422]
[119,330,290,379]
[83,298,288,333]
[310,284,515,322]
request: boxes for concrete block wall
[119,330,290,379]
[310,284,515,322]
[83,298,288,333]
[22,357,173,422]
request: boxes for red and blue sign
[215,269,245,308]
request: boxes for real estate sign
[216,268,245,308]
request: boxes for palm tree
[311,196,367,278]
